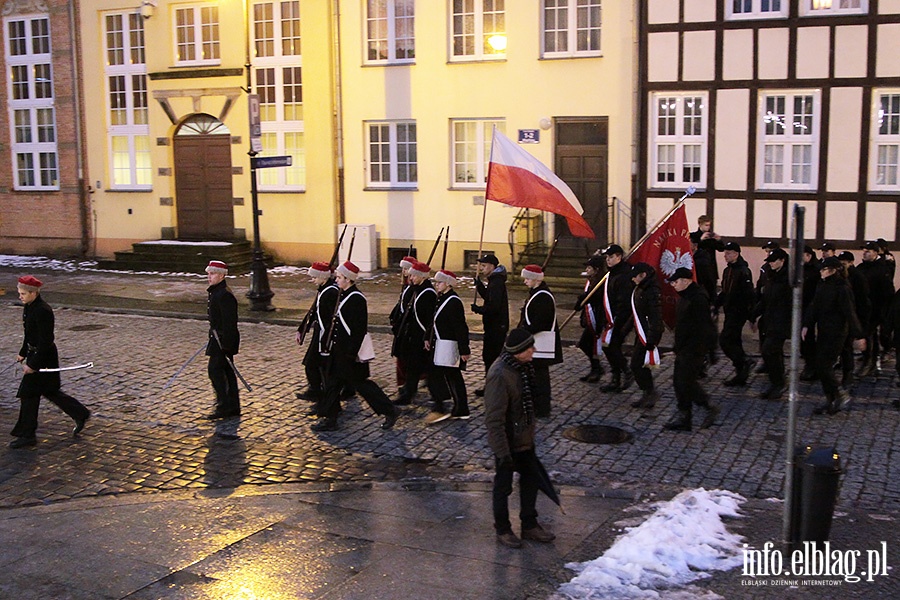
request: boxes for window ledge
[363,186,418,192]
[539,53,603,61]
[150,67,239,80]
[105,188,153,193]
[257,189,307,194]
[362,61,415,68]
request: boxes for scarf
[499,350,536,430]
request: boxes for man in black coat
[856,241,895,377]
[628,263,663,409]
[663,268,720,432]
[205,260,241,420]
[838,251,871,388]
[9,276,91,448]
[392,260,437,405]
[574,254,606,383]
[754,240,781,375]
[518,265,562,418]
[472,254,509,396]
[691,215,724,301]
[715,242,756,386]
[313,261,399,432]
[389,255,417,392]
[597,244,634,393]
[296,262,338,404]
[424,269,471,424]
[799,245,822,380]
[751,248,792,400]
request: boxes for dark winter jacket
[674,282,717,356]
[328,284,369,365]
[857,258,894,326]
[473,266,510,335]
[802,257,822,310]
[431,290,471,358]
[389,283,415,335]
[207,280,240,356]
[518,282,562,364]
[602,260,635,338]
[803,274,863,352]
[17,295,61,397]
[716,256,755,319]
[846,265,872,330]
[392,279,437,357]
[631,271,664,348]
[305,280,339,357]
[484,356,536,458]
[752,263,792,338]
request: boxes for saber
[211,330,252,392]
[163,342,208,390]
[0,361,21,376]
[38,362,93,373]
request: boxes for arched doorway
[174,114,235,240]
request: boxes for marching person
[205,260,241,420]
[598,244,634,393]
[628,263,663,409]
[313,261,399,432]
[392,260,437,405]
[663,268,720,432]
[750,248,791,401]
[856,241,894,378]
[574,254,605,383]
[9,276,91,448]
[424,269,471,424]
[691,215,724,302]
[484,328,556,549]
[754,240,781,375]
[799,245,821,381]
[802,257,865,415]
[819,241,837,260]
[838,251,871,388]
[295,262,339,407]
[471,254,509,397]
[389,255,418,393]
[518,265,562,418]
[716,242,756,386]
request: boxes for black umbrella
[526,453,565,514]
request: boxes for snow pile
[556,488,746,599]
[0,254,84,272]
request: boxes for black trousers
[603,332,629,374]
[427,365,469,416]
[719,314,747,369]
[208,353,239,413]
[303,343,325,395]
[761,334,787,388]
[629,343,654,392]
[492,449,539,534]
[673,351,710,416]
[398,349,431,400]
[482,325,507,374]
[319,358,394,420]
[815,341,845,398]
[532,361,552,417]
[12,390,89,439]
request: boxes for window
[757,90,820,190]
[871,91,900,191]
[451,0,505,61]
[4,15,58,190]
[253,1,305,190]
[726,0,788,20]
[649,93,707,189]
[174,4,220,65]
[366,0,414,63]
[104,12,151,189]
[451,119,504,188]
[542,0,601,58]
[800,0,867,16]
[365,121,417,188]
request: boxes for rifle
[440,226,450,270]
[323,227,357,355]
[426,227,445,266]
[298,225,349,346]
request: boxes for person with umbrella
[484,328,557,549]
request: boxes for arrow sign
[252,155,293,169]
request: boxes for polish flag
[485,129,595,239]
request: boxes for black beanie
[504,328,535,354]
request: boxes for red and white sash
[601,277,615,346]
[631,288,660,368]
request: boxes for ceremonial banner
[628,203,694,328]
[485,129,595,239]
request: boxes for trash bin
[799,446,842,543]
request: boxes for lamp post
[246,92,274,311]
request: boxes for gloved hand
[471,303,482,314]
[645,344,656,353]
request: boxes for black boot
[663,410,692,432]
[630,389,659,409]
[813,395,837,415]
[579,359,603,383]
[836,389,852,412]
[760,384,785,400]
[619,369,635,392]
[799,364,818,382]
[600,373,621,393]
[724,358,754,387]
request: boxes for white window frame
[648,93,708,190]
[725,0,788,20]
[870,89,900,192]
[541,0,602,58]
[252,0,305,191]
[450,118,504,189]
[757,89,821,191]
[364,0,415,64]
[173,4,220,66]
[449,0,506,62]
[4,14,58,190]
[800,0,868,17]
[365,120,417,189]
[104,11,151,190]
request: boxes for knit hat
[666,267,694,282]
[307,261,332,279]
[504,328,535,354]
[205,260,228,274]
[434,269,457,286]
[399,256,417,270]
[336,261,359,281]
[17,275,42,291]
[409,261,431,278]
[476,254,499,267]
[521,264,544,281]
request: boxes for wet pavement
[0,265,898,598]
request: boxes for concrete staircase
[96,239,260,274]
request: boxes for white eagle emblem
[660,248,694,276]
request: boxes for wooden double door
[554,117,608,248]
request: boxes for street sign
[518,129,540,144]
[251,155,293,169]
[248,94,263,153]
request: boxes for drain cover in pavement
[69,324,109,331]
[562,425,632,444]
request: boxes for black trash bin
[799,446,842,543]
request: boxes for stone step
[96,239,262,274]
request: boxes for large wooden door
[554,118,608,248]
[174,116,234,240]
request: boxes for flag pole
[559,187,696,331]
[474,127,497,303]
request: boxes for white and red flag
[628,202,694,329]
[485,129,595,239]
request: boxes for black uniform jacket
[389,283,414,335]
[207,280,240,356]
[846,265,872,330]
[857,258,894,325]
[17,295,61,397]
[674,283,716,356]
[604,260,635,338]
[518,282,562,364]
[473,266,510,333]
[752,264,791,338]
[632,274,664,348]
[803,274,863,352]
[328,284,370,374]
[802,258,822,310]
[431,290,471,357]
[716,256,755,319]
[392,280,437,356]
[308,280,339,357]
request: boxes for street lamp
[245,91,275,311]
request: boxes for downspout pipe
[69,0,90,256]
[332,0,345,225]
